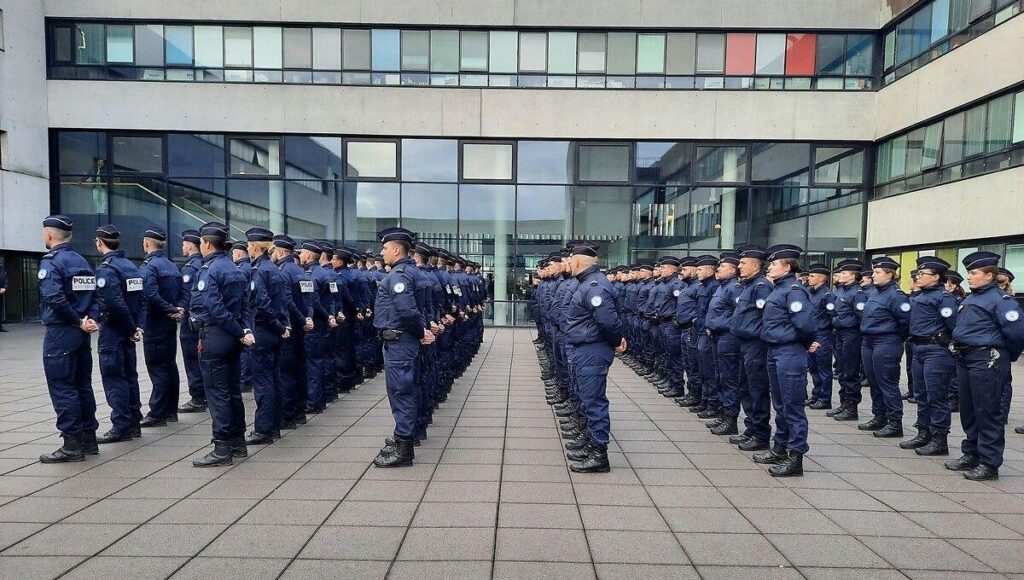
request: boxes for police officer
[859,256,910,438]
[318,241,342,403]
[245,227,291,445]
[563,241,626,473]
[178,229,207,414]
[676,258,703,409]
[946,252,1024,480]
[299,241,336,414]
[901,256,958,455]
[232,240,254,393]
[705,252,743,436]
[372,227,434,468]
[190,222,252,467]
[829,260,868,422]
[332,247,360,393]
[755,244,816,477]
[273,235,313,429]
[729,245,773,451]
[652,257,685,398]
[139,227,183,428]
[805,263,836,410]
[693,255,720,418]
[38,215,101,463]
[93,225,147,444]
[997,267,1016,427]
[945,270,966,414]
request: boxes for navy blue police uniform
[694,255,720,415]
[139,227,183,426]
[232,240,255,393]
[859,256,910,437]
[705,252,744,435]
[178,230,207,413]
[806,263,836,409]
[830,260,868,420]
[729,245,774,450]
[273,235,313,429]
[301,241,336,414]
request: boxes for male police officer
[299,241,337,414]
[190,222,252,467]
[38,215,101,463]
[178,229,207,414]
[729,245,774,451]
[93,225,147,443]
[139,227,183,428]
[232,240,254,393]
[563,241,626,473]
[273,235,313,429]
[372,227,434,468]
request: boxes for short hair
[202,234,228,251]
[46,227,72,242]
[98,237,120,251]
[779,258,801,274]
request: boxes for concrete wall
[875,15,1024,139]
[865,167,1024,249]
[43,0,884,29]
[0,0,51,253]
[46,81,877,142]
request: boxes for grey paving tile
[64,497,178,524]
[324,500,418,527]
[200,524,316,558]
[949,539,1024,573]
[411,501,497,527]
[579,505,669,531]
[500,481,577,504]
[675,533,787,567]
[660,507,758,534]
[61,556,188,580]
[495,527,590,562]
[397,526,496,561]
[388,560,492,580]
[422,480,500,503]
[906,512,1024,539]
[0,555,86,580]
[586,530,689,564]
[595,563,700,579]
[739,507,847,535]
[498,502,583,529]
[695,566,803,580]
[299,526,406,560]
[102,523,228,557]
[573,483,654,506]
[494,561,596,579]
[766,533,889,568]
[279,559,390,579]
[858,536,993,571]
[822,509,936,538]
[171,556,290,580]
[3,523,134,556]
[238,499,338,526]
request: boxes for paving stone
[858,537,993,571]
[495,527,590,562]
[766,533,890,568]
[411,501,497,527]
[279,559,390,579]
[397,526,496,561]
[61,556,188,580]
[587,530,689,564]
[299,526,406,560]
[494,561,597,579]
[4,523,134,556]
[498,502,583,529]
[579,505,670,531]
[675,533,787,567]
[102,523,228,557]
[171,556,290,580]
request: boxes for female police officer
[945,252,1024,480]
[858,256,910,438]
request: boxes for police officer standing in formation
[232,240,255,393]
[178,229,207,414]
[138,227,183,428]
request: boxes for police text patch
[73,276,97,291]
[126,278,144,292]
[299,280,314,293]
[329,282,338,293]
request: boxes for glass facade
[53,131,869,325]
[874,84,1024,199]
[48,20,876,91]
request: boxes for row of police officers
[533,242,1023,480]
[35,215,483,467]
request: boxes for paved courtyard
[0,324,1023,579]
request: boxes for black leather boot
[739,438,770,451]
[81,431,99,456]
[246,431,274,445]
[963,463,998,481]
[139,415,168,428]
[809,400,831,410]
[899,429,931,449]
[374,438,414,468]
[711,415,739,436]
[916,432,949,456]
[944,453,979,471]
[857,415,886,431]
[697,407,722,420]
[834,408,859,421]
[728,433,750,445]
[569,444,610,473]
[96,429,133,444]
[230,437,248,458]
[688,402,707,414]
[873,419,903,438]
[826,406,845,417]
[193,440,233,467]
[178,398,207,413]
[752,445,788,464]
[39,433,85,463]
[564,433,590,451]
[768,451,804,477]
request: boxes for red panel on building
[725,33,755,75]
[785,33,817,75]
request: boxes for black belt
[909,336,938,345]
[378,329,403,341]
[951,344,990,356]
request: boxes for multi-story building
[0,0,1021,325]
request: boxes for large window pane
[816,34,845,75]
[932,0,952,42]
[283,28,312,69]
[168,134,225,177]
[845,33,874,76]
[814,147,864,184]
[401,30,429,71]
[875,140,892,183]
[571,186,631,265]
[371,29,400,71]
[1013,91,1024,144]
[695,146,748,183]
[754,33,786,76]
[346,141,397,179]
[635,142,693,184]
[461,31,489,71]
[489,31,518,73]
[884,31,896,70]
[283,136,343,180]
[922,122,943,169]
[943,112,966,163]
[401,139,458,182]
[430,30,459,72]
[170,183,226,246]
[224,27,253,67]
[106,25,133,63]
[193,26,223,68]
[519,32,547,72]
[579,145,630,182]
[545,32,576,74]
[228,179,285,236]
[890,135,908,177]
[111,178,169,258]
[312,28,342,70]
[253,27,282,69]
[59,181,106,257]
[286,180,341,240]
[112,136,163,173]
[517,185,570,239]
[785,33,816,76]
[606,32,636,75]
[76,23,105,65]
[636,34,665,74]
[165,25,194,66]
[964,103,987,157]
[135,25,164,66]
[751,143,810,184]
[986,93,1013,152]
[458,185,515,302]
[578,33,606,73]
[911,6,933,58]
[905,127,927,175]
[517,141,571,184]
[229,138,281,176]
[807,204,862,252]
[463,143,513,181]
[696,33,726,74]
[58,131,107,175]
[970,0,993,21]
[343,29,371,70]
[402,184,457,248]
[725,33,755,75]
[344,182,399,244]
[665,33,696,75]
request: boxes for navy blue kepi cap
[96,224,120,239]
[144,226,167,241]
[807,263,831,275]
[378,227,415,245]
[319,241,335,254]
[915,255,951,273]
[719,252,740,266]
[872,255,900,270]
[962,251,1000,270]
[231,240,247,252]
[1000,268,1015,282]
[766,244,802,261]
[415,242,433,257]
[245,227,274,242]
[695,254,718,267]
[300,240,322,254]
[272,234,295,250]
[658,256,681,267]
[570,241,600,257]
[833,259,863,273]
[947,271,964,284]
[199,221,229,240]
[679,256,697,267]
[737,244,768,261]
[182,229,201,244]
[43,214,74,231]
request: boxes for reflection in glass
[750,143,810,184]
[461,31,489,71]
[227,179,285,238]
[402,183,457,250]
[75,23,105,65]
[489,31,518,74]
[807,204,862,252]
[463,144,513,180]
[517,141,571,184]
[579,145,630,182]
[346,141,397,179]
[547,32,577,74]
[344,182,399,245]
[401,139,458,182]
[106,25,134,63]
[286,180,341,240]
[460,184,515,322]
[224,27,253,67]
[572,186,631,265]
[165,25,193,65]
[430,30,459,72]
[401,30,429,71]
[59,181,107,257]
[170,182,226,251]
[194,26,223,68]
[253,27,282,69]
[637,34,666,74]
[110,177,169,259]
[111,136,163,173]
[58,131,107,175]
[135,25,164,66]
[516,185,570,240]
[343,29,371,70]
[813,147,864,184]
[372,29,400,71]
[577,33,606,73]
[635,142,693,184]
[284,136,343,180]
[695,146,747,183]
[230,138,281,175]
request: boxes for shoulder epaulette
[590,280,598,286]
[42,253,54,260]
